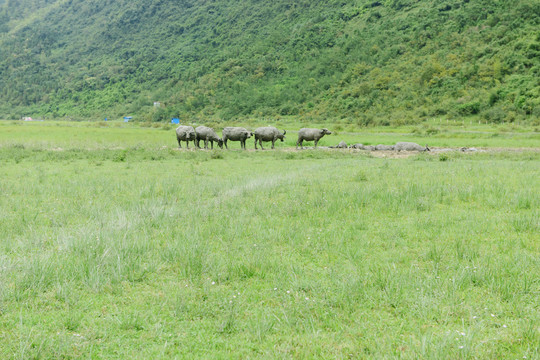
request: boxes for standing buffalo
[222,127,253,150]
[394,142,430,152]
[175,125,196,149]
[296,128,332,149]
[195,126,223,149]
[253,127,286,150]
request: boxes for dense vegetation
[1,0,539,124]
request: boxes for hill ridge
[0,0,538,124]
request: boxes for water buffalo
[195,126,223,149]
[222,127,253,150]
[175,125,196,149]
[296,128,332,149]
[254,127,286,150]
[395,142,430,152]
[375,144,395,151]
[329,141,348,149]
[349,143,364,149]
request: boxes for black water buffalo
[395,142,429,152]
[222,127,253,150]
[175,125,196,149]
[375,144,395,151]
[254,127,286,150]
[296,128,332,149]
[195,126,223,149]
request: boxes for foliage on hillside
[0,0,539,124]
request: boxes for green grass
[0,122,539,358]
[1,120,539,150]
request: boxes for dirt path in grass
[361,146,540,158]
[173,146,540,158]
[36,145,540,158]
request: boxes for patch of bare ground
[335,147,540,158]
[163,146,540,158]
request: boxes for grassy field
[0,121,539,358]
[1,120,540,150]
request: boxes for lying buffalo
[195,126,223,149]
[375,144,395,151]
[329,141,348,149]
[296,128,332,149]
[349,143,364,149]
[395,142,430,152]
[176,125,196,149]
[254,127,286,150]
[222,127,253,150]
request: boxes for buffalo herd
[176,125,429,151]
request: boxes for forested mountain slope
[0,0,538,124]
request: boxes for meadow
[0,121,539,359]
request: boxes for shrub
[457,101,482,115]
[482,106,506,123]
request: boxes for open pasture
[0,121,539,358]
[1,120,539,150]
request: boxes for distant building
[171,118,180,124]
[154,101,161,107]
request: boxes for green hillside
[0,0,539,124]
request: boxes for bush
[482,106,506,123]
[457,101,482,115]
